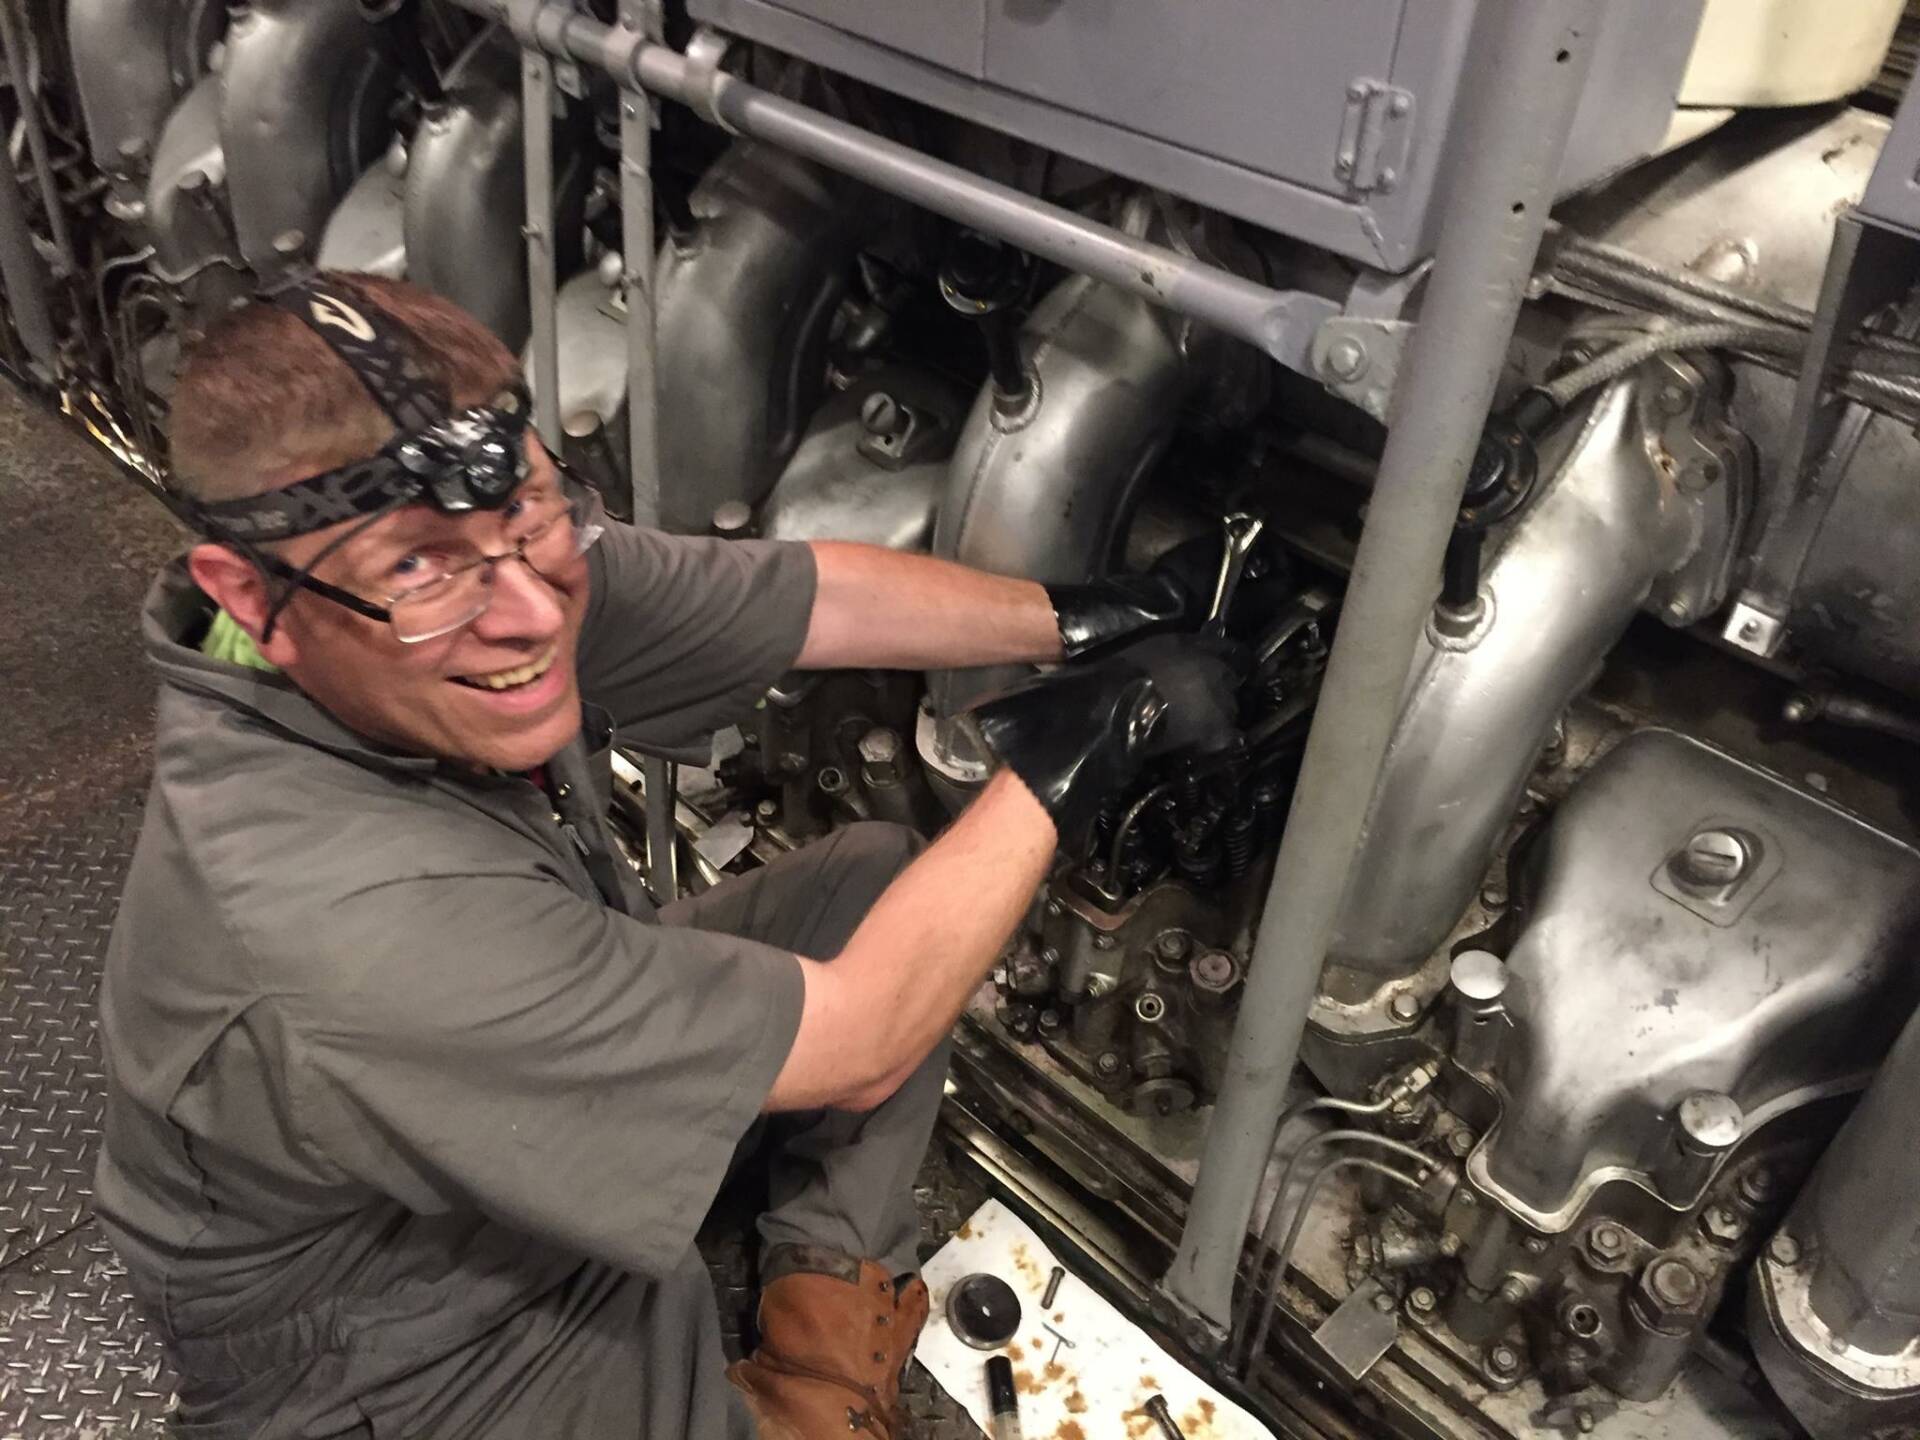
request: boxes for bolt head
[1093,933,1117,951]
[1486,1343,1522,1380]
[1389,991,1421,1022]
[1739,1166,1778,1206]
[1096,1051,1122,1076]
[1373,1291,1397,1313]
[1480,883,1508,910]
[1156,931,1190,961]
[1675,831,1749,891]
[1645,1257,1704,1311]
[1588,1223,1626,1260]
[1739,617,1762,641]
[1768,1232,1802,1268]
[1447,1128,1476,1159]
[1191,950,1237,991]
[1701,1204,1747,1246]
[1324,335,1369,381]
[1408,1286,1438,1315]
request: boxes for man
[96,273,1222,1439]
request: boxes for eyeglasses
[254,459,607,644]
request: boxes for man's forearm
[797,541,1062,671]
[767,771,1055,1112]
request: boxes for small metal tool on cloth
[1203,511,1266,637]
[1041,1321,1077,1367]
[945,1272,1023,1350]
[1144,1393,1188,1440]
[985,1355,1024,1440]
[1041,1264,1065,1309]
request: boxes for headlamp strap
[270,277,450,431]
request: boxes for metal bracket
[1313,1277,1401,1382]
[1335,80,1416,198]
[1309,316,1413,422]
[1722,213,1920,658]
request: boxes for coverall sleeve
[575,521,818,758]
[278,869,806,1280]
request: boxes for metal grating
[0,1223,173,1440]
[0,794,146,1270]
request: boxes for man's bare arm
[796,541,1062,671]
[765,771,1055,1112]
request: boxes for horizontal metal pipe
[440,0,1335,369]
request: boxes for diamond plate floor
[0,380,985,1438]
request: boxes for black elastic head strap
[270,276,450,430]
[187,277,532,543]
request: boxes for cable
[1537,321,1805,410]
[1241,1154,1430,1384]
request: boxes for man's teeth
[456,647,557,691]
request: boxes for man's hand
[962,635,1242,847]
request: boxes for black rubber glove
[964,640,1242,845]
[1045,571,1190,661]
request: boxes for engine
[20,1,1920,1436]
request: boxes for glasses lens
[388,568,492,644]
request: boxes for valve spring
[1251,779,1285,841]
[1175,767,1205,816]
[1175,828,1223,889]
[1222,804,1257,879]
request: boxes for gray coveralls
[94,523,949,1439]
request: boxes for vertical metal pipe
[0,0,77,276]
[619,0,660,528]
[516,5,561,440]
[619,0,676,899]
[1165,0,1603,1332]
[0,136,54,364]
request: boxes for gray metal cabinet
[691,0,1705,273]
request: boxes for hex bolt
[1768,1232,1802,1268]
[1480,882,1507,909]
[1389,991,1421,1023]
[1447,1129,1476,1159]
[1587,1224,1626,1262]
[1647,1257,1703,1311]
[1324,335,1369,382]
[1408,1286,1438,1317]
[1190,951,1237,992]
[1499,1276,1529,1305]
[1701,1203,1747,1247]
[1486,1343,1523,1381]
[1373,1290,1397,1313]
[1524,1237,1548,1256]
[1095,1051,1123,1079]
[1738,1166,1778,1207]
[1156,932,1190,962]
[1093,933,1117,951]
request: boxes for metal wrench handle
[1203,511,1265,637]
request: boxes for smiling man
[95,273,1228,1440]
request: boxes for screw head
[1389,991,1421,1022]
[1408,1286,1438,1315]
[1447,1128,1476,1159]
[1587,1223,1626,1261]
[1095,1051,1122,1077]
[1701,1204,1747,1247]
[1768,1232,1802,1267]
[1646,1257,1703,1310]
[1373,1291,1397,1313]
[1093,933,1117,951]
[1739,617,1762,642]
[1156,931,1190,961]
[1675,830,1749,890]
[1480,882,1508,909]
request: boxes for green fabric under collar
[201,608,280,674]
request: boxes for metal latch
[1335,80,1416,198]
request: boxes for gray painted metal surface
[444,0,1343,376]
[690,0,1703,273]
[1167,0,1605,1332]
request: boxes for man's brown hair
[168,272,522,504]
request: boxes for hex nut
[1408,1286,1438,1316]
[1738,1166,1778,1207]
[1586,1223,1627,1263]
[1638,1256,1705,1318]
[1768,1232,1802,1268]
[1486,1343,1523,1381]
[1447,1128,1476,1159]
[1701,1204,1747,1247]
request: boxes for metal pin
[1144,1394,1187,1440]
[1041,1321,1077,1367]
[1041,1265,1065,1309]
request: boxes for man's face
[226,441,591,774]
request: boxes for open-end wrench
[1203,511,1265,638]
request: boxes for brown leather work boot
[727,1252,930,1439]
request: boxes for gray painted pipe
[928,272,1200,718]
[1751,1005,1920,1437]
[519,32,559,440]
[0,0,76,275]
[0,141,55,365]
[1167,0,1604,1332]
[440,0,1338,371]
[1319,379,1700,1004]
[619,0,661,529]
